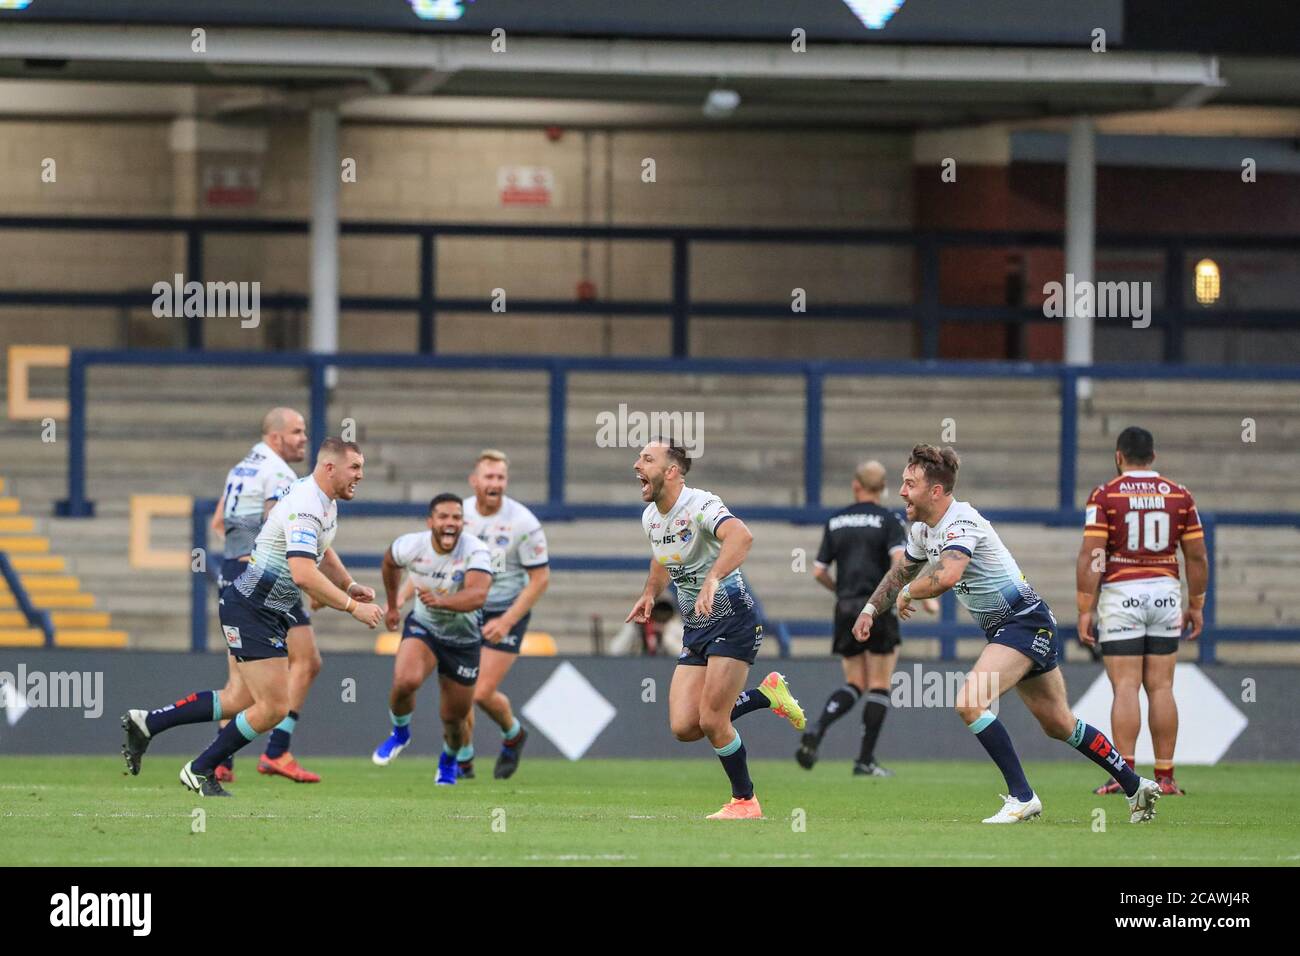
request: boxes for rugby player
[121,439,383,796]
[460,450,549,779]
[853,444,1163,824]
[371,494,493,786]
[208,407,324,783]
[627,439,804,821]
[1077,426,1207,797]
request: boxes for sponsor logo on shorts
[456,664,479,679]
[222,625,243,649]
[1031,627,1053,658]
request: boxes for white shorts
[1097,577,1182,643]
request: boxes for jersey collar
[926,498,957,529]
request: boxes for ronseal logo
[50,886,151,936]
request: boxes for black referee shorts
[832,596,900,657]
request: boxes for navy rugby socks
[729,687,770,721]
[967,710,1034,802]
[714,732,755,800]
[1067,719,1141,797]
[192,711,260,776]
[144,690,220,736]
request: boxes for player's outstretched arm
[627,559,669,623]
[210,495,225,537]
[1180,535,1209,640]
[853,556,925,640]
[1075,534,1105,645]
[289,554,382,628]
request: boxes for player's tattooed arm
[865,557,925,613]
[906,548,970,600]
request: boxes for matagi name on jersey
[1116,478,1173,507]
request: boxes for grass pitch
[1,757,1297,866]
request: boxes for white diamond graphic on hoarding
[1071,663,1247,765]
[521,662,617,761]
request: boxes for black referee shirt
[815,501,907,600]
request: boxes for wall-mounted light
[703,88,741,119]
[1194,258,1221,306]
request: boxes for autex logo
[50,886,151,936]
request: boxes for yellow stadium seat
[520,631,557,656]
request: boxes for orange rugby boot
[706,795,764,820]
[257,752,321,783]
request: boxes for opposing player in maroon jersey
[1075,427,1209,797]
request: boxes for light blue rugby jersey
[220,441,297,560]
[391,529,493,645]
[462,495,549,613]
[642,486,753,630]
[905,500,1040,632]
[233,476,337,614]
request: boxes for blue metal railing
[4,216,1300,362]
[44,349,1300,659]
[0,552,54,646]
[55,350,1300,519]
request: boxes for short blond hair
[475,449,510,468]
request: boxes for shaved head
[262,407,299,436]
[260,406,307,464]
[853,460,887,496]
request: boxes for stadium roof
[0,16,1294,132]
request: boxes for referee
[800,460,930,776]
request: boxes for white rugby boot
[1128,777,1162,823]
[982,791,1043,824]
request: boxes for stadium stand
[2,360,1296,658]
